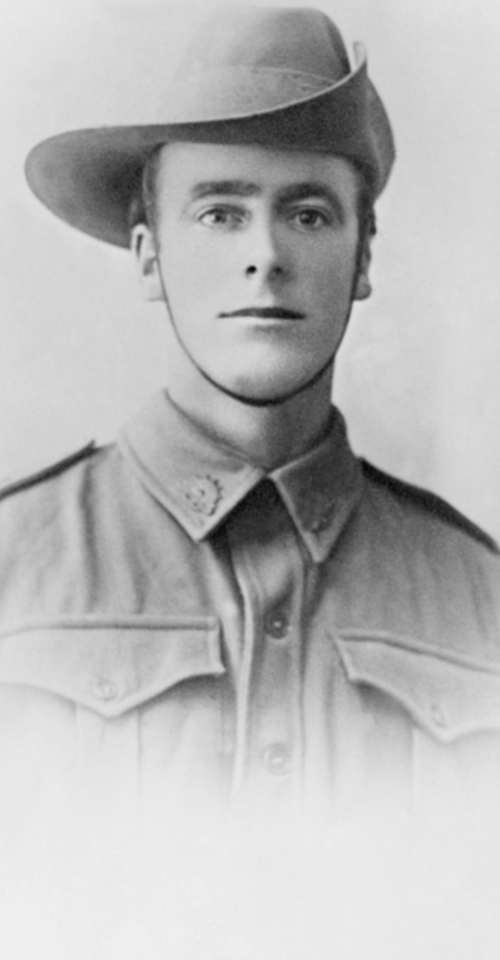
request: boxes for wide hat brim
[25,45,395,248]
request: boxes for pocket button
[431,703,447,728]
[93,679,118,701]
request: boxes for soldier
[1,4,500,844]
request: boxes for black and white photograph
[0,1,499,957]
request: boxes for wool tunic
[1,390,499,843]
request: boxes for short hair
[128,147,163,238]
[127,145,377,244]
[355,176,377,244]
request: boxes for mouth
[220,307,305,321]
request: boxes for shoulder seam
[0,441,98,502]
[362,459,499,555]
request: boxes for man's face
[134,142,371,403]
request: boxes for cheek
[313,244,359,297]
[162,239,229,308]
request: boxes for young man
[1,5,500,841]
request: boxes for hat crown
[25,4,396,247]
[175,6,351,83]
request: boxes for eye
[197,206,246,230]
[289,207,332,230]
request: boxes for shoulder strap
[362,459,499,555]
[0,442,97,502]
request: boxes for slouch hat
[25,5,395,247]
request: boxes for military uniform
[1,390,499,842]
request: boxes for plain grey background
[0,0,499,540]
[0,3,499,956]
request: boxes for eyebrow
[187,179,346,220]
[188,180,261,201]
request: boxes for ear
[131,224,164,302]
[352,235,373,302]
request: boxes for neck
[166,349,335,471]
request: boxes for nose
[244,217,289,282]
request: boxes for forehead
[154,141,361,204]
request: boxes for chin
[224,370,312,404]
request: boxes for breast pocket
[335,630,500,819]
[0,616,226,836]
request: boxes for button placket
[225,480,306,802]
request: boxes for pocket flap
[0,617,224,717]
[335,630,500,742]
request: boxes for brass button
[93,679,118,701]
[264,610,289,639]
[263,743,291,776]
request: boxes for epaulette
[0,441,97,502]
[362,459,499,555]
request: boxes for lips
[220,307,305,320]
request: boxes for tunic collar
[119,391,363,563]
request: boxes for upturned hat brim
[26,32,395,248]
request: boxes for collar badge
[298,484,336,534]
[182,474,223,517]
